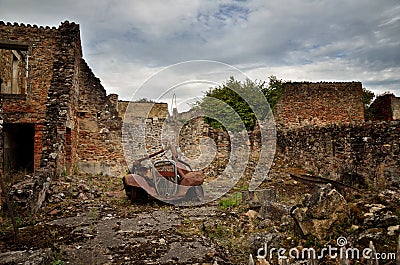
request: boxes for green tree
[362,87,375,107]
[362,87,375,120]
[199,77,268,132]
[260,75,285,113]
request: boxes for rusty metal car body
[122,146,205,202]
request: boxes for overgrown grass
[218,192,242,210]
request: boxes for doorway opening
[3,123,34,173]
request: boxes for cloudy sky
[1,0,399,108]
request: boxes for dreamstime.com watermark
[256,237,397,261]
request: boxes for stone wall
[368,94,394,121]
[275,82,364,128]
[43,21,82,173]
[174,112,399,191]
[178,117,231,175]
[118,101,169,120]
[393,97,400,120]
[121,102,169,170]
[368,93,400,121]
[274,121,400,188]
[0,21,85,212]
[0,20,130,177]
[0,22,57,125]
[76,60,125,176]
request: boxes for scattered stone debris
[8,170,53,213]
[248,232,285,255]
[364,203,398,228]
[245,210,261,219]
[290,184,349,240]
[9,176,35,208]
[259,201,291,221]
[388,225,400,236]
[0,248,52,265]
[1,172,400,265]
[242,189,277,208]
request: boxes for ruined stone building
[275,82,364,128]
[0,21,125,179]
[368,93,400,121]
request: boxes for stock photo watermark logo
[122,60,276,205]
[256,236,397,262]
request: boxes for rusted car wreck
[122,146,205,203]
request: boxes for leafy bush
[260,75,285,113]
[198,77,274,132]
[197,76,286,132]
[363,87,375,120]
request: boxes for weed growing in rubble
[88,208,99,220]
[73,166,80,176]
[50,260,64,265]
[88,208,99,231]
[219,192,242,210]
[50,250,64,265]
[117,197,129,206]
[61,169,67,178]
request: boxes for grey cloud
[0,0,399,99]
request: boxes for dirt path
[49,206,226,264]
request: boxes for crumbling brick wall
[0,21,81,174]
[369,93,400,121]
[0,23,58,128]
[121,102,169,170]
[275,82,364,128]
[0,21,170,178]
[76,60,125,176]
